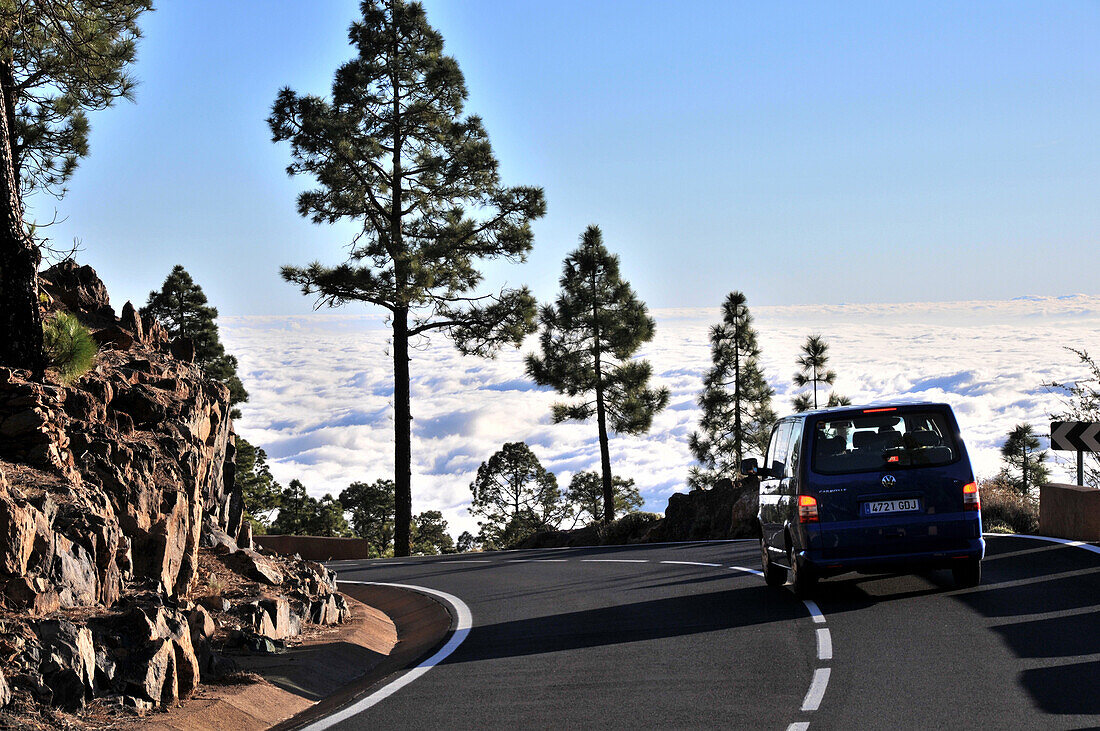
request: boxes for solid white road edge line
[302,581,473,731]
[727,565,764,577]
[989,533,1100,556]
[802,599,826,624]
[660,561,723,567]
[801,668,831,712]
[816,628,832,661]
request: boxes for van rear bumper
[801,537,985,577]
[801,512,985,577]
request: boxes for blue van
[743,402,984,595]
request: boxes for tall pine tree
[0,1,151,371]
[792,334,848,411]
[688,292,775,488]
[469,442,563,548]
[998,423,1049,495]
[142,265,248,416]
[270,0,545,556]
[526,225,669,522]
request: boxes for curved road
[313,535,1100,730]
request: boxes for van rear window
[811,411,959,474]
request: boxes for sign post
[1050,421,1100,486]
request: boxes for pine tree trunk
[392,310,412,556]
[0,59,44,373]
[595,381,614,523]
[733,340,742,469]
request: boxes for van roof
[780,401,952,420]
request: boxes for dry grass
[980,478,1039,534]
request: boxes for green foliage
[526,225,669,521]
[142,265,248,415]
[411,510,455,555]
[270,479,352,537]
[998,423,1050,495]
[598,511,662,545]
[1045,347,1100,487]
[339,479,395,558]
[792,334,844,411]
[2,0,152,198]
[42,311,96,383]
[469,442,565,548]
[234,437,282,528]
[565,471,643,527]
[455,530,476,553]
[688,292,776,488]
[269,0,545,557]
[979,477,1039,534]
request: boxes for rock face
[0,263,354,716]
[650,477,761,542]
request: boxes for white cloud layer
[221,295,1100,538]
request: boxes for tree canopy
[791,334,848,412]
[998,423,1049,495]
[526,225,668,522]
[270,479,352,537]
[234,437,282,531]
[564,471,643,527]
[339,479,395,557]
[0,0,152,371]
[269,0,545,556]
[142,264,248,416]
[411,510,454,555]
[689,292,775,487]
[469,441,564,548]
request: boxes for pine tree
[0,1,151,371]
[455,531,476,553]
[270,0,545,556]
[998,424,1050,495]
[792,334,846,411]
[411,510,454,555]
[526,225,669,522]
[235,437,282,531]
[339,479,395,557]
[469,442,564,547]
[271,479,352,537]
[142,265,248,416]
[564,471,643,527]
[688,292,776,488]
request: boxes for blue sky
[26,1,1100,316]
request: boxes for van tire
[761,540,787,587]
[952,558,981,588]
[789,550,818,597]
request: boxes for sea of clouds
[221,295,1100,538]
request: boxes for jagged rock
[126,638,176,708]
[251,597,295,641]
[310,594,350,626]
[188,606,215,645]
[119,301,145,342]
[228,549,284,586]
[4,577,61,616]
[32,619,95,710]
[0,666,10,708]
[93,325,135,350]
[145,491,190,596]
[198,595,230,613]
[93,646,117,694]
[0,495,36,576]
[40,261,115,327]
[200,517,238,555]
[237,520,253,550]
[50,535,98,608]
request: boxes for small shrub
[599,511,662,544]
[42,311,97,383]
[979,478,1039,535]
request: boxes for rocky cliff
[0,262,347,720]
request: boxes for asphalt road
[317,535,1100,730]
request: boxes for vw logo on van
[882,474,897,488]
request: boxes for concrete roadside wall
[255,535,372,561]
[1040,483,1100,542]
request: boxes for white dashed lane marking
[816,629,832,661]
[801,668,832,712]
[580,558,649,563]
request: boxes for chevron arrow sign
[1050,421,1100,452]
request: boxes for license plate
[861,498,921,516]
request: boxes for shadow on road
[445,583,804,663]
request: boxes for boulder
[199,517,238,555]
[5,577,61,616]
[252,597,296,641]
[40,261,116,326]
[126,638,176,708]
[187,606,215,645]
[237,520,253,550]
[0,667,10,708]
[32,619,95,710]
[229,549,284,586]
[119,301,145,342]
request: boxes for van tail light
[962,482,980,511]
[798,495,820,523]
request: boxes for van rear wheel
[789,549,818,598]
[761,540,787,587]
[952,558,981,588]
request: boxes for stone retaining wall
[1039,482,1100,541]
[255,535,372,561]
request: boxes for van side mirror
[740,458,759,476]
